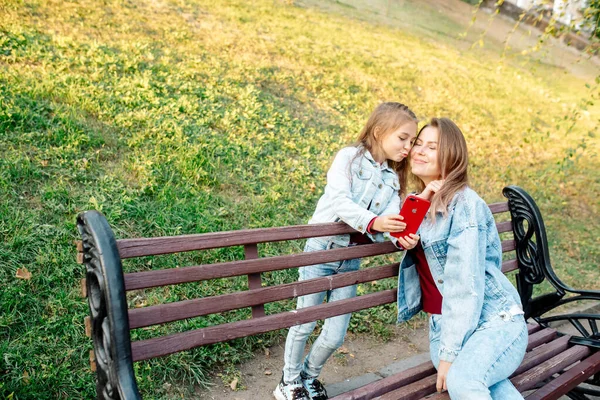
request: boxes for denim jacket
[396,187,523,363]
[309,146,401,247]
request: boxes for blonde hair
[354,102,418,198]
[413,118,469,220]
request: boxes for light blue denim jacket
[396,187,523,363]
[309,146,401,247]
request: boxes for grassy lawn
[1,0,598,398]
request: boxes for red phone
[390,195,430,239]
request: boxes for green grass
[1,0,598,398]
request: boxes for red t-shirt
[412,242,443,315]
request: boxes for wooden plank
[74,240,83,251]
[89,350,96,372]
[116,222,356,259]
[131,289,397,361]
[528,323,543,335]
[501,259,518,273]
[124,241,399,291]
[84,316,92,338]
[496,220,513,234]
[525,351,600,400]
[489,202,509,214]
[502,239,516,252]
[80,278,87,298]
[527,328,558,351]
[513,336,571,376]
[332,361,435,400]
[77,252,84,264]
[128,264,399,329]
[377,374,437,400]
[512,345,592,392]
[244,244,264,318]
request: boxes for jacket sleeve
[366,190,401,247]
[326,149,378,233]
[438,219,486,363]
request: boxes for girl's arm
[325,148,379,233]
[437,219,487,363]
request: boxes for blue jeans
[429,311,528,400]
[282,239,361,383]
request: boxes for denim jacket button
[437,279,444,284]
[358,225,363,231]
[378,184,383,189]
[375,202,380,207]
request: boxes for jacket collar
[362,146,394,173]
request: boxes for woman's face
[411,126,442,182]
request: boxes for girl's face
[411,126,442,182]
[378,122,417,163]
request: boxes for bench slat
[124,242,398,291]
[131,289,397,361]
[489,202,509,214]
[104,204,511,260]
[502,239,516,252]
[331,361,436,400]
[128,263,399,329]
[512,345,592,392]
[525,351,600,400]
[527,328,558,351]
[496,220,513,234]
[378,374,437,400]
[117,222,356,258]
[501,259,518,273]
[513,335,571,376]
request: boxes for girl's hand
[396,233,419,250]
[372,215,406,233]
[417,179,445,200]
[436,360,452,392]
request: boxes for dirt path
[193,323,430,399]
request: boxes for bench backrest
[77,185,551,399]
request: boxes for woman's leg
[444,315,528,400]
[302,257,361,378]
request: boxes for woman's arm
[438,224,487,363]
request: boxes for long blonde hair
[413,118,469,220]
[354,102,418,198]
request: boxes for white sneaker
[273,376,310,400]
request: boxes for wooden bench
[76,185,600,399]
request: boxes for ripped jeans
[429,306,528,400]
[282,238,361,384]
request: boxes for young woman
[396,118,528,399]
[275,102,420,400]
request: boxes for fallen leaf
[349,353,355,358]
[264,348,271,358]
[230,377,238,391]
[264,369,272,375]
[23,370,30,383]
[16,268,32,280]
[337,346,349,354]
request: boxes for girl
[274,102,420,400]
[397,118,528,399]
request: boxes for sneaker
[273,376,310,400]
[301,373,328,400]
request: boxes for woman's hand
[372,215,406,233]
[396,233,419,250]
[436,360,452,392]
[417,179,445,200]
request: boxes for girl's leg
[444,315,528,400]
[283,289,327,383]
[302,257,361,378]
